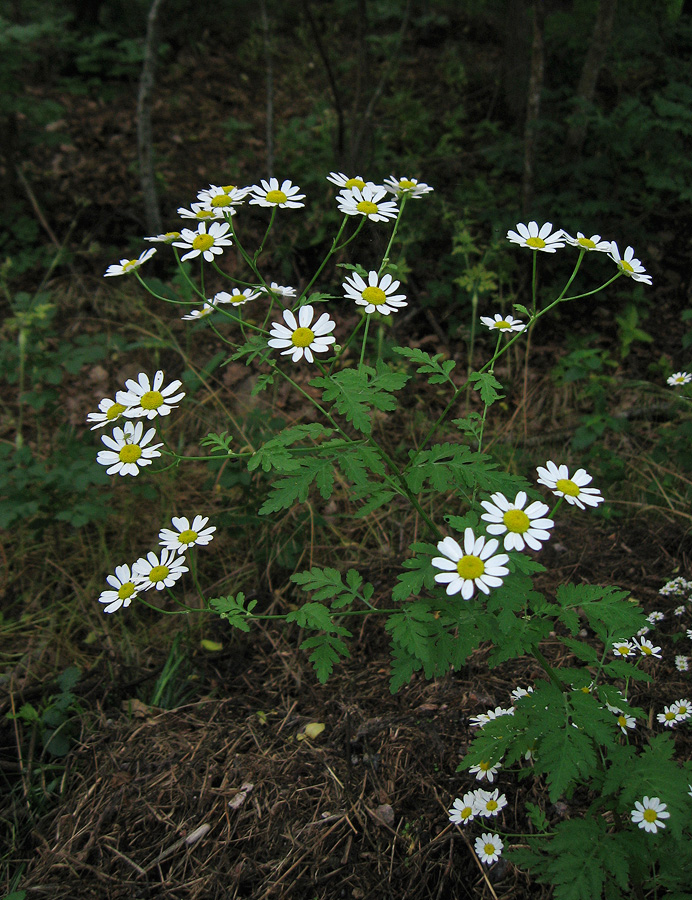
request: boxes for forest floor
[3,45,692,900]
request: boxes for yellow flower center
[117,581,136,600]
[526,236,546,249]
[107,402,127,420]
[195,209,214,218]
[495,319,511,329]
[356,200,379,215]
[614,645,630,656]
[641,645,653,655]
[230,293,248,305]
[620,260,634,274]
[266,189,288,204]
[484,842,495,855]
[345,177,366,190]
[555,478,580,497]
[192,234,215,252]
[665,711,677,720]
[486,799,498,812]
[503,509,530,534]
[178,529,198,545]
[577,237,596,249]
[122,259,139,272]
[461,806,473,820]
[617,715,628,728]
[643,809,658,823]
[148,565,169,583]
[140,390,164,410]
[291,326,315,348]
[221,184,237,193]
[211,195,233,207]
[457,555,485,580]
[677,704,688,715]
[399,179,416,189]
[119,444,142,463]
[479,761,491,771]
[362,286,387,306]
[164,231,180,241]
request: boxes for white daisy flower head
[474,788,508,818]
[506,221,565,253]
[614,711,636,734]
[636,625,650,637]
[326,172,371,191]
[675,655,689,672]
[336,183,399,222]
[448,793,478,825]
[475,833,503,865]
[536,460,604,509]
[104,247,156,277]
[432,530,509,600]
[268,305,336,363]
[480,490,554,552]
[673,699,691,721]
[172,221,233,262]
[657,705,679,727]
[561,232,612,252]
[249,177,305,209]
[144,231,181,244]
[98,564,139,614]
[133,548,189,591]
[609,242,652,285]
[216,287,261,307]
[181,298,221,321]
[480,313,526,333]
[96,420,162,476]
[159,515,216,551]
[630,797,670,833]
[511,686,534,701]
[636,637,662,659]
[674,605,687,616]
[196,184,251,208]
[342,270,408,315]
[177,201,227,221]
[117,371,185,420]
[383,176,434,198]
[266,282,297,299]
[668,372,692,387]
[469,706,514,728]
[86,396,129,430]
[612,640,636,659]
[660,576,692,596]
[468,760,501,782]
[647,611,665,624]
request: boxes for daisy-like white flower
[181,298,222,321]
[86,396,129,430]
[249,178,305,209]
[96,421,162,476]
[673,699,692,721]
[342,271,408,315]
[480,313,526,333]
[668,372,692,387]
[177,202,224,221]
[468,760,501,782]
[636,637,662,659]
[159,515,216,551]
[688,628,692,639]
[133,548,189,591]
[216,287,261,307]
[675,655,689,672]
[268,305,336,363]
[609,242,652,285]
[612,640,636,659]
[104,247,156,277]
[657,705,679,727]
[173,221,233,262]
[432,530,509,600]
[636,625,650,637]
[326,172,371,191]
[448,793,478,825]
[511,686,534,701]
[561,232,612,252]
[660,576,692,596]
[474,788,508,818]
[383,176,434,198]
[536,460,604,509]
[480,490,554,552]
[117,371,185,420]
[98,564,139,614]
[506,221,565,253]
[674,605,687,616]
[196,184,250,208]
[613,710,636,735]
[648,611,665,624]
[630,797,670,833]
[475,833,503,865]
[336,183,399,222]
[266,282,297,299]
[469,707,514,728]
[144,231,181,244]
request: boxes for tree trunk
[566,0,618,152]
[137,0,165,237]
[522,0,545,215]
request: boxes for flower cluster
[448,787,508,866]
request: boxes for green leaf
[291,566,373,609]
[56,666,81,694]
[468,371,504,405]
[300,632,350,682]
[248,424,333,473]
[556,583,645,643]
[392,543,437,601]
[310,362,409,435]
[258,456,335,514]
[200,431,235,455]
[286,601,334,631]
[389,643,423,692]
[210,592,257,631]
[392,346,456,384]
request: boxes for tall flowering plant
[92,176,692,898]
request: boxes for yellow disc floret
[503,509,530,534]
[577,237,596,249]
[117,581,136,600]
[362,286,387,306]
[555,478,580,497]
[291,327,315,348]
[193,234,215,252]
[345,177,366,190]
[178,529,198,545]
[356,200,379,215]
[107,402,127,420]
[266,189,288,204]
[526,236,546,249]
[148,565,169,583]
[140,390,164,410]
[457,555,485,580]
[119,444,142,463]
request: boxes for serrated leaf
[258,456,336,514]
[468,371,504,405]
[300,632,350,682]
[392,346,456,384]
[310,362,409,435]
[286,601,334,631]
